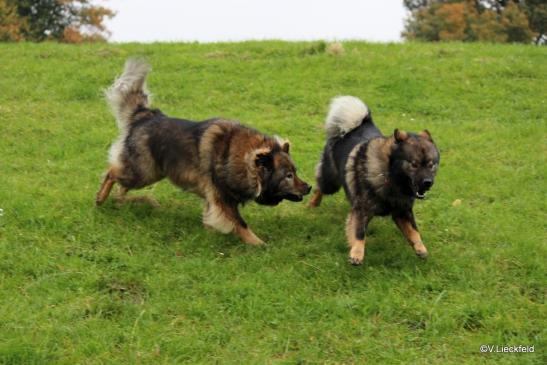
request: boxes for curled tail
[325,96,369,139]
[105,59,151,130]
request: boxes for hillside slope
[0,41,545,364]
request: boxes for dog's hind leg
[96,167,117,205]
[392,211,428,259]
[115,186,160,207]
[346,209,370,265]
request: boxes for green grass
[0,41,545,364]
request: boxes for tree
[402,0,542,44]
[403,0,432,11]
[469,4,508,42]
[522,0,547,43]
[0,0,25,41]
[501,1,535,42]
[0,0,114,43]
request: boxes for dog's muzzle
[289,184,312,201]
[416,179,433,199]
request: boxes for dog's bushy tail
[325,96,369,139]
[105,59,151,130]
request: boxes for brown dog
[309,96,440,264]
[96,59,311,245]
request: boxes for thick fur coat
[309,96,440,264]
[96,59,311,245]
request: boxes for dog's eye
[410,161,419,169]
[286,172,294,179]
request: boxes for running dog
[309,96,439,264]
[96,59,311,245]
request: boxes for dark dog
[309,96,440,264]
[96,59,311,245]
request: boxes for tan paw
[413,242,428,259]
[245,236,266,246]
[348,246,364,265]
[415,249,428,259]
[235,226,266,246]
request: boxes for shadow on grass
[92,193,431,273]
[259,201,433,273]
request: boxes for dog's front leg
[234,224,265,246]
[345,209,370,265]
[228,204,265,246]
[392,211,428,258]
[203,200,264,245]
[308,189,323,208]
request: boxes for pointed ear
[419,129,433,142]
[274,136,291,154]
[281,141,290,153]
[394,129,408,143]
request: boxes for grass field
[0,41,545,364]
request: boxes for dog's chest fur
[344,137,414,216]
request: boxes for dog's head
[253,139,312,206]
[389,129,440,200]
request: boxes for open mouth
[255,195,283,206]
[284,193,303,202]
[256,192,304,205]
[412,182,428,200]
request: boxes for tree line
[1,0,545,44]
[0,0,113,43]
[403,0,546,44]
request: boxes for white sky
[102,0,407,43]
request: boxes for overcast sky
[102,0,407,43]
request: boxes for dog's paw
[348,245,365,265]
[415,249,428,259]
[413,242,428,259]
[247,237,266,246]
[241,232,266,246]
[348,256,363,266]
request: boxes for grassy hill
[0,41,545,364]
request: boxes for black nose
[422,179,433,189]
